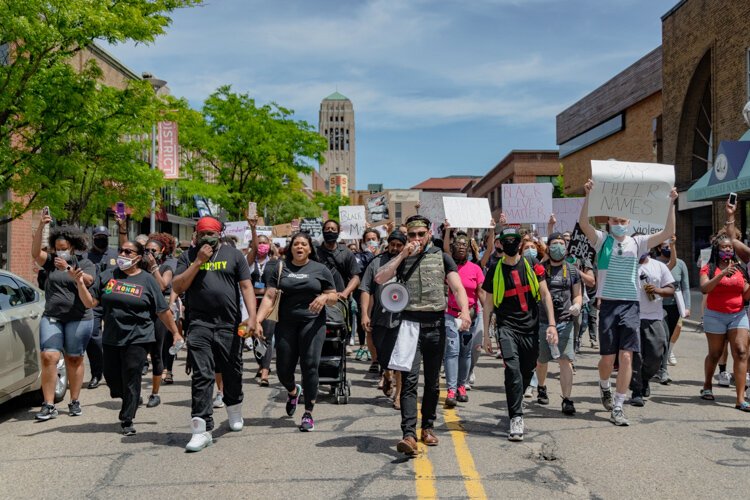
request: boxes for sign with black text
[568,223,596,264]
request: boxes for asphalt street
[1,322,750,499]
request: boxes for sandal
[735,401,750,412]
[368,361,380,374]
[163,370,173,385]
[260,378,269,387]
[699,389,715,401]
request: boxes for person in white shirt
[629,251,674,407]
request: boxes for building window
[692,76,713,179]
[395,202,402,224]
[489,191,495,209]
[559,114,625,158]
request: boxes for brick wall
[8,193,37,284]
[561,92,662,194]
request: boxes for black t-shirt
[270,260,336,321]
[90,268,168,346]
[540,262,579,323]
[157,262,174,299]
[316,244,361,292]
[175,244,252,328]
[250,257,275,288]
[482,257,545,334]
[43,253,95,322]
[82,247,119,272]
[359,252,398,327]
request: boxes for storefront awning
[687,140,750,201]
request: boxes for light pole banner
[158,121,179,179]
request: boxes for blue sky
[108,0,677,190]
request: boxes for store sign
[157,121,179,179]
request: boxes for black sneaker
[629,393,645,407]
[299,411,314,432]
[35,403,58,421]
[561,397,576,415]
[286,384,303,417]
[537,385,549,405]
[121,424,136,436]
[68,400,82,416]
[643,382,651,398]
[600,386,613,411]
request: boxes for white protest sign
[548,198,585,235]
[224,221,249,248]
[589,160,675,225]
[629,220,665,236]
[502,183,553,224]
[443,197,493,228]
[419,192,466,231]
[698,247,712,268]
[272,238,288,248]
[339,205,366,240]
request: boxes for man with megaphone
[375,215,471,457]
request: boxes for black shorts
[598,300,640,355]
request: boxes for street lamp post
[143,73,167,234]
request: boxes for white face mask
[117,256,136,271]
[56,250,71,260]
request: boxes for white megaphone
[380,282,410,313]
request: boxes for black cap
[387,231,407,244]
[548,232,565,243]
[92,226,109,236]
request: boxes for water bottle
[169,339,184,356]
[550,342,561,360]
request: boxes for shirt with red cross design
[482,257,546,335]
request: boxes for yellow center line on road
[414,401,438,498]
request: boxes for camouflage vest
[403,250,447,312]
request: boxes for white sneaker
[213,392,225,408]
[508,416,524,441]
[668,352,677,366]
[468,371,476,385]
[718,371,731,387]
[523,386,533,399]
[226,403,243,432]
[185,417,213,452]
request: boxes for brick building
[469,150,560,219]
[411,176,480,193]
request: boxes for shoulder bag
[267,261,284,322]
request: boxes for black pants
[631,319,668,396]
[187,323,244,431]
[372,325,398,372]
[496,326,539,419]
[103,343,151,426]
[275,315,326,412]
[150,318,166,376]
[660,304,680,373]
[256,319,277,370]
[161,320,175,373]
[399,320,445,439]
[86,316,104,378]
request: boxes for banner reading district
[588,160,675,225]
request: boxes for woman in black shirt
[75,240,181,436]
[31,212,96,421]
[256,232,337,432]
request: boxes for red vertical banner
[157,121,179,179]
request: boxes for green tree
[264,191,321,225]
[175,86,328,221]
[312,192,350,222]
[0,0,201,225]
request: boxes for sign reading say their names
[589,160,675,225]
[443,197,493,228]
[502,183,553,223]
[339,205,366,240]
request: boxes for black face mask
[93,237,108,250]
[502,240,520,257]
[198,236,219,249]
[323,231,339,243]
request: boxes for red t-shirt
[700,264,746,314]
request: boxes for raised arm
[32,212,52,267]
[172,245,213,295]
[443,219,453,254]
[547,213,556,236]
[646,188,678,248]
[246,217,259,265]
[725,201,750,262]
[578,180,598,245]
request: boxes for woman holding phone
[31,210,96,420]
[75,240,182,435]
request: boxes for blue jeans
[443,313,480,391]
[40,316,94,356]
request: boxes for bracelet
[150,266,159,273]
[119,231,127,234]
[725,220,735,225]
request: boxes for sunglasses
[617,243,623,256]
[408,231,428,238]
[118,248,138,256]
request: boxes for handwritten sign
[589,160,675,225]
[419,192,466,231]
[300,218,323,240]
[698,247,712,268]
[568,223,595,264]
[502,183,553,223]
[549,198,585,235]
[339,205,366,240]
[224,221,249,248]
[443,197,493,228]
[629,220,664,236]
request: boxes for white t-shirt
[593,230,650,301]
[637,258,675,320]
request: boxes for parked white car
[0,270,67,405]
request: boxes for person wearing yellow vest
[481,227,557,442]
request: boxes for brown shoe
[396,436,418,456]
[421,428,439,446]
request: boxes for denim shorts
[703,308,749,335]
[40,316,94,356]
[538,321,575,363]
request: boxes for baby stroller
[318,299,352,404]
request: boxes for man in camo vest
[375,215,471,457]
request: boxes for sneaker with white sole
[226,403,243,432]
[213,392,225,408]
[35,403,58,421]
[610,408,630,426]
[523,386,533,399]
[668,351,677,366]
[508,416,524,441]
[718,371,731,387]
[186,417,213,452]
[468,371,476,386]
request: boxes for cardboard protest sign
[272,237,288,248]
[224,221,249,248]
[291,219,300,232]
[300,218,323,239]
[568,223,595,264]
[502,183,553,224]
[339,205,366,240]
[272,224,293,237]
[372,223,389,239]
[367,193,389,223]
[589,160,675,225]
[443,197,493,228]
[629,220,665,236]
[546,198,585,235]
[419,192,466,231]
